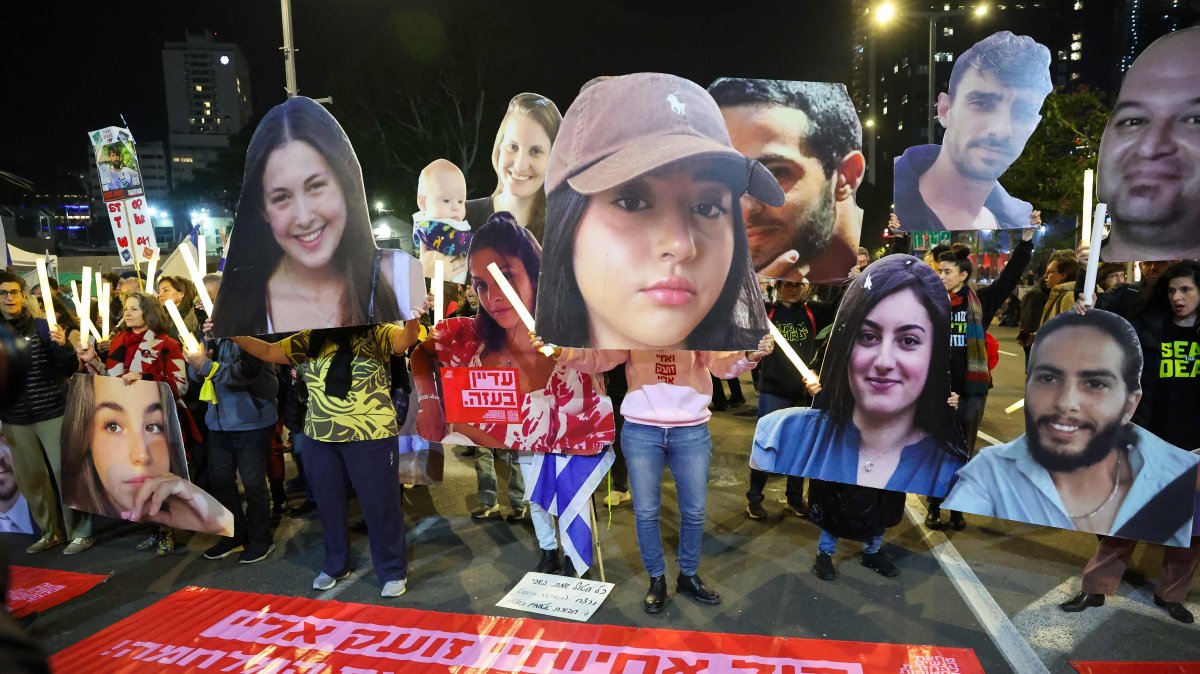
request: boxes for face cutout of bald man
[1099,26,1200,262]
[894,31,1051,232]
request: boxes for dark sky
[3,1,852,190]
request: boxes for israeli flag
[528,447,615,576]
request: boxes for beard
[948,140,1017,183]
[749,183,836,269]
[1024,409,1135,473]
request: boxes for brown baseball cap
[546,72,785,207]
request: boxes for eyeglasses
[778,282,805,289]
[0,290,23,298]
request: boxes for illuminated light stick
[35,258,57,331]
[70,280,79,305]
[99,282,111,340]
[165,299,200,354]
[1080,203,1107,308]
[145,248,160,291]
[486,262,555,357]
[1080,168,1095,243]
[197,233,206,277]
[180,241,214,316]
[433,259,444,325]
[768,321,818,386]
[1005,399,1025,414]
[79,266,94,348]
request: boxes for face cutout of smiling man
[944,309,1199,546]
[893,31,1051,232]
[1098,26,1200,262]
[710,79,866,284]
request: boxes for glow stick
[145,248,159,291]
[1080,169,1094,243]
[34,259,57,331]
[100,282,111,340]
[1005,399,1025,414]
[70,280,79,305]
[486,262,555,357]
[165,299,200,353]
[1080,203,1107,307]
[433,259,444,324]
[197,234,206,277]
[180,242,213,315]
[79,266,93,348]
[768,321,818,385]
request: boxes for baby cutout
[413,159,471,283]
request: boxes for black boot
[948,511,966,531]
[644,575,667,614]
[924,506,945,530]
[1060,591,1105,613]
[675,572,721,605]
[534,548,562,574]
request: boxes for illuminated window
[1072,33,1082,40]
[1071,41,1082,51]
[883,106,889,115]
[1070,52,1081,61]
[1074,1,1083,8]
[194,85,202,92]
[898,121,905,130]
[943,27,954,36]
[935,51,955,62]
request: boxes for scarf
[952,287,990,394]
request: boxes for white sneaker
[604,490,631,507]
[381,579,407,598]
[312,570,350,591]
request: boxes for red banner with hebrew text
[6,565,107,618]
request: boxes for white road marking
[905,499,1052,674]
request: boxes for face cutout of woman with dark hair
[848,287,933,430]
[90,375,173,513]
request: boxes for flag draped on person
[528,448,615,576]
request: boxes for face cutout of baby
[418,159,467,222]
[416,159,470,283]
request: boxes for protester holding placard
[0,271,87,555]
[77,291,189,555]
[466,93,563,242]
[230,314,424,598]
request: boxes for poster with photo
[535,72,779,351]
[708,78,865,285]
[944,309,1198,546]
[392,372,443,486]
[1097,26,1200,262]
[411,213,614,453]
[413,158,471,284]
[0,428,40,536]
[211,96,426,338]
[88,126,144,202]
[892,31,1051,232]
[751,255,968,498]
[61,375,234,537]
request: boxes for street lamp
[874,3,989,143]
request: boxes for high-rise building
[162,29,252,186]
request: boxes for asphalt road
[5,325,1198,672]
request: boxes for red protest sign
[440,367,521,424]
[5,566,108,618]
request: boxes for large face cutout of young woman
[90,376,172,512]
[469,248,534,334]
[847,287,934,423]
[572,162,735,349]
[496,115,552,200]
[261,140,348,273]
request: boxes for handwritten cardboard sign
[496,572,613,622]
[440,367,521,424]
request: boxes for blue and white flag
[528,448,614,576]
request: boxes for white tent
[5,242,58,286]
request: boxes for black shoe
[861,551,899,577]
[505,506,529,524]
[644,576,667,614]
[785,501,809,517]
[203,539,245,560]
[292,500,318,518]
[238,543,275,564]
[534,548,562,574]
[1154,595,1195,624]
[675,573,721,605]
[924,507,945,530]
[745,501,768,520]
[349,519,368,533]
[1060,591,1105,612]
[285,477,307,494]
[728,396,746,408]
[812,552,837,580]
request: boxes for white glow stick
[70,280,79,305]
[165,299,200,353]
[768,321,818,385]
[79,266,94,349]
[145,248,160,291]
[486,262,555,357]
[180,242,214,315]
[100,282,111,340]
[197,234,206,277]
[35,259,57,332]
[1080,203,1107,307]
[1005,399,1025,414]
[433,259,444,324]
[1081,169,1094,243]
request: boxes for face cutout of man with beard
[710,79,865,284]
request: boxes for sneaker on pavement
[505,506,529,524]
[785,501,809,517]
[239,543,276,564]
[745,501,768,520]
[603,490,631,507]
[812,552,838,580]
[312,571,351,591]
[136,532,160,552]
[381,578,408,598]
[203,540,245,560]
[861,551,900,577]
[63,537,94,555]
[157,531,175,556]
[26,535,63,554]
[470,503,501,520]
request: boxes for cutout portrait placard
[0,429,39,535]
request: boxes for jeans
[207,426,273,548]
[476,448,525,509]
[298,435,407,583]
[818,529,883,556]
[747,392,806,505]
[621,421,712,577]
[516,454,558,551]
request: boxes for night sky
[4,1,852,191]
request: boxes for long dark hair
[468,212,542,355]
[536,181,767,349]
[816,254,961,453]
[60,375,188,518]
[213,96,397,336]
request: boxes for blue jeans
[621,421,712,577]
[818,529,883,556]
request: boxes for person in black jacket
[0,271,90,555]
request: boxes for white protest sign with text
[496,572,612,622]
